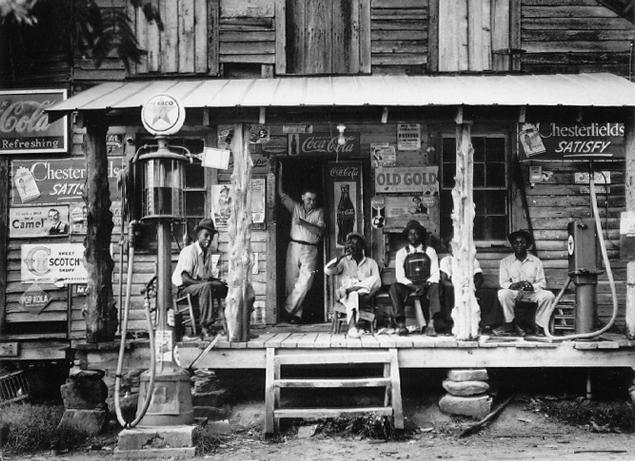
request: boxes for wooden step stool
[551,300,576,333]
[264,348,404,434]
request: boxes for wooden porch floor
[177,325,635,370]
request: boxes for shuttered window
[440,136,509,241]
[281,0,370,74]
[435,0,520,72]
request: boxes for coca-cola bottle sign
[295,132,360,156]
[0,89,68,154]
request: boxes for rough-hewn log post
[625,114,635,339]
[225,124,254,341]
[0,157,8,334]
[450,114,480,340]
[83,111,117,343]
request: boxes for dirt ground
[10,400,634,461]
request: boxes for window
[440,136,508,241]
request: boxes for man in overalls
[389,220,441,336]
[278,163,326,323]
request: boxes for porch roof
[48,73,635,114]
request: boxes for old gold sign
[374,166,439,194]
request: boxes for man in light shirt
[497,229,555,336]
[278,162,326,323]
[388,220,440,336]
[172,218,228,337]
[324,232,381,338]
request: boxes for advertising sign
[518,122,625,160]
[11,157,123,205]
[0,89,68,154]
[19,283,52,314]
[385,195,439,235]
[21,243,87,285]
[397,123,421,151]
[10,205,70,238]
[326,162,363,250]
[371,143,397,168]
[211,178,266,229]
[288,132,360,156]
[374,166,439,194]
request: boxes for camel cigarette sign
[0,89,68,154]
[519,122,624,160]
[21,243,87,285]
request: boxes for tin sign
[374,166,439,194]
[0,89,68,154]
[10,205,70,238]
[141,94,185,136]
[19,283,51,314]
[21,243,87,285]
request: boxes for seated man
[497,229,555,336]
[439,235,503,333]
[388,220,441,336]
[171,218,228,337]
[324,232,381,338]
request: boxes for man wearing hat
[324,232,381,338]
[389,220,441,336]
[497,229,555,335]
[172,218,228,337]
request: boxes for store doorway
[276,157,326,324]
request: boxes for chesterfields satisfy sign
[0,89,68,154]
[519,122,624,160]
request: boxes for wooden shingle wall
[521,0,635,76]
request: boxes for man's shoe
[347,326,361,339]
[534,326,546,337]
[424,325,437,336]
[397,326,409,336]
[492,323,514,336]
[288,316,301,324]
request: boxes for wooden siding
[371,0,428,74]
[521,0,635,76]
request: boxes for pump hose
[543,176,618,341]
[114,221,157,428]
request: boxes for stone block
[442,379,490,396]
[60,380,108,410]
[192,389,227,407]
[438,394,492,419]
[193,377,221,394]
[117,425,195,451]
[447,369,488,382]
[58,409,107,435]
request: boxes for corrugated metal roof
[49,73,635,113]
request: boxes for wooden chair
[173,292,198,336]
[331,298,377,335]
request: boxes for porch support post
[0,157,8,334]
[225,124,255,341]
[625,113,635,339]
[83,110,117,343]
[450,110,480,340]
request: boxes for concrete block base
[439,394,493,419]
[117,425,195,451]
[114,447,196,459]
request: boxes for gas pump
[114,94,194,432]
[567,219,601,334]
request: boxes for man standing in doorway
[278,162,326,323]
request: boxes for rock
[442,379,490,396]
[192,389,227,407]
[438,394,493,419]
[447,369,488,382]
[206,420,232,435]
[58,409,108,435]
[193,377,221,394]
[297,424,318,439]
[60,372,108,410]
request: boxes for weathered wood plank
[524,41,633,53]
[360,0,371,73]
[219,42,276,55]
[371,41,426,53]
[305,0,331,73]
[523,28,635,41]
[221,30,276,42]
[492,0,511,71]
[371,54,427,65]
[371,30,427,41]
[275,0,286,73]
[194,0,208,73]
[178,0,195,72]
[220,0,274,17]
[522,18,631,29]
[219,54,276,64]
[523,6,621,18]
[373,0,426,8]
[159,0,178,72]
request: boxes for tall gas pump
[567,219,601,334]
[115,94,196,456]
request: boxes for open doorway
[276,157,326,324]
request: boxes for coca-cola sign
[289,132,360,156]
[0,89,68,154]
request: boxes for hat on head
[403,220,427,237]
[508,229,533,246]
[195,218,217,235]
[345,231,365,244]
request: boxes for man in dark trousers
[496,229,555,336]
[172,218,228,337]
[278,162,326,323]
[389,220,441,336]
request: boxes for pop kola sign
[519,122,625,160]
[0,89,68,154]
[21,243,87,285]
